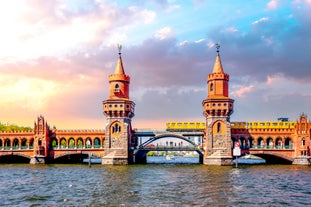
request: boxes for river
[0,157,310,206]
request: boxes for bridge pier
[30,155,46,164]
[134,150,147,164]
[292,156,311,165]
[203,156,232,165]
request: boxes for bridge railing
[249,145,293,150]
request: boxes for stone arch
[77,137,83,149]
[275,137,283,149]
[266,137,273,149]
[212,120,226,135]
[140,133,198,149]
[51,137,58,149]
[257,137,264,149]
[94,137,100,148]
[21,138,27,149]
[13,138,19,149]
[85,137,92,148]
[60,137,67,149]
[68,137,75,149]
[4,139,11,149]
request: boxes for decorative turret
[102,45,136,165]
[203,42,234,118]
[202,43,234,165]
[103,45,135,119]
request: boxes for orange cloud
[231,85,254,98]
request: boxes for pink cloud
[266,0,278,10]
[231,85,254,98]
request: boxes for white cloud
[252,17,269,25]
[165,4,181,13]
[227,26,238,33]
[154,27,174,40]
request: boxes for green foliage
[0,122,32,132]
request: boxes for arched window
[114,84,120,92]
[302,139,306,146]
[210,83,214,92]
[111,122,122,135]
[217,122,221,133]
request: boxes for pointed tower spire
[114,44,125,74]
[212,42,224,74]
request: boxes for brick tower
[202,43,234,165]
[102,45,136,165]
[292,114,311,164]
[30,115,51,164]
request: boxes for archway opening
[0,155,30,163]
[136,135,203,164]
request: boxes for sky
[0,0,311,129]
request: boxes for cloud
[266,0,278,10]
[231,85,254,98]
[251,17,269,25]
[154,27,175,40]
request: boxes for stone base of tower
[292,156,311,165]
[30,155,46,164]
[203,150,233,165]
[204,156,232,165]
[102,157,129,165]
[102,150,133,165]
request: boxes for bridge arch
[53,151,101,164]
[250,151,294,164]
[140,133,198,148]
[135,133,203,164]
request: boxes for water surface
[0,161,310,206]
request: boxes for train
[166,119,295,131]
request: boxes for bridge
[0,124,308,164]
[0,116,106,164]
[134,129,204,163]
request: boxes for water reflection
[0,164,310,206]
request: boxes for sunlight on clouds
[266,75,277,85]
[154,27,174,40]
[266,0,278,10]
[0,75,59,110]
[128,7,156,24]
[231,85,254,98]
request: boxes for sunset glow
[0,0,311,129]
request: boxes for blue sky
[0,0,310,129]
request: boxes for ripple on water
[0,163,311,206]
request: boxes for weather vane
[216,42,220,53]
[117,44,122,55]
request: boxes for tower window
[114,84,120,92]
[210,83,214,92]
[217,122,221,133]
[112,122,122,134]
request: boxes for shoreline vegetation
[0,122,32,132]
